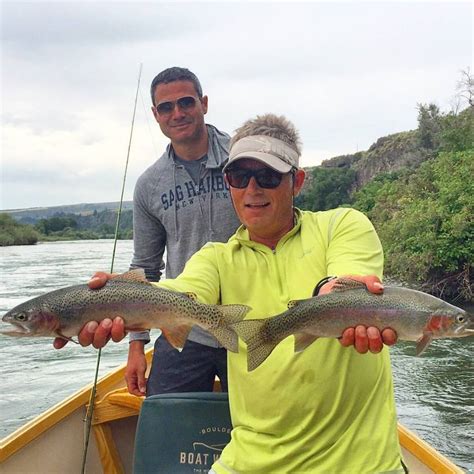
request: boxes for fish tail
[231,319,278,371]
[210,304,252,353]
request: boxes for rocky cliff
[313,129,430,191]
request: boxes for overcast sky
[1,1,472,210]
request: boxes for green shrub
[356,151,473,299]
[296,167,356,211]
[0,213,39,246]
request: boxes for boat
[0,348,465,474]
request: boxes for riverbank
[0,214,38,246]
[0,209,133,247]
[0,214,131,246]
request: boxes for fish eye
[15,313,27,321]
[456,315,465,323]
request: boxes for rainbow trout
[0,270,250,352]
[231,279,473,371]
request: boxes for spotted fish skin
[0,270,250,352]
[231,279,474,371]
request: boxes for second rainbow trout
[231,278,473,371]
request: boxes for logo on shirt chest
[161,175,230,211]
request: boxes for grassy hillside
[3,201,133,224]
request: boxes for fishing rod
[80,62,143,474]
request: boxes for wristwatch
[312,276,337,296]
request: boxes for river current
[0,240,472,471]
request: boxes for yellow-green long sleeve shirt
[158,208,403,474]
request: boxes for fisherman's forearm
[129,339,146,353]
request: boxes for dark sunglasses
[155,96,197,115]
[225,167,291,189]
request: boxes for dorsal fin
[111,269,151,285]
[183,292,198,301]
[288,299,303,309]
[330,277,368,293]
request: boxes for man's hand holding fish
[318,274,398,353]
[51,272,126,350]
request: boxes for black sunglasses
[225,167,291,189]
[155,96,197,115]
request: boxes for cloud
[1,2,198,48]
[1,1,472,209]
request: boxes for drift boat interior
[0,349,465,474]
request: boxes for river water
[0,240,472,471]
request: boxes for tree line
[0,209,133,246]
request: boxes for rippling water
[391,337,473,472]
[0,241,135,440]
[0,241,472,471]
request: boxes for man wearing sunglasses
[128,67,240,397]
[73,113,403,473]
[53,67,240,398]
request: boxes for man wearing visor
[74,113,404,473]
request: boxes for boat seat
[133,392,232,474]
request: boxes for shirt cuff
[129,330,151,344]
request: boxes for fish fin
[220,304,252,325]
[183,292,198,301]
[161,325,192,351]
[331,278,368,292]
[54,331,79,344]
[416,332,433,356]
[123,325,147,332]
[111,269,151,285]
[231,319,278,371]
[288,299,304,309]
[210,304,252,352]
[294,333,319,352]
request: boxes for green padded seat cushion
[133,392,232,474]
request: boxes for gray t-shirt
[174,154,207,184]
